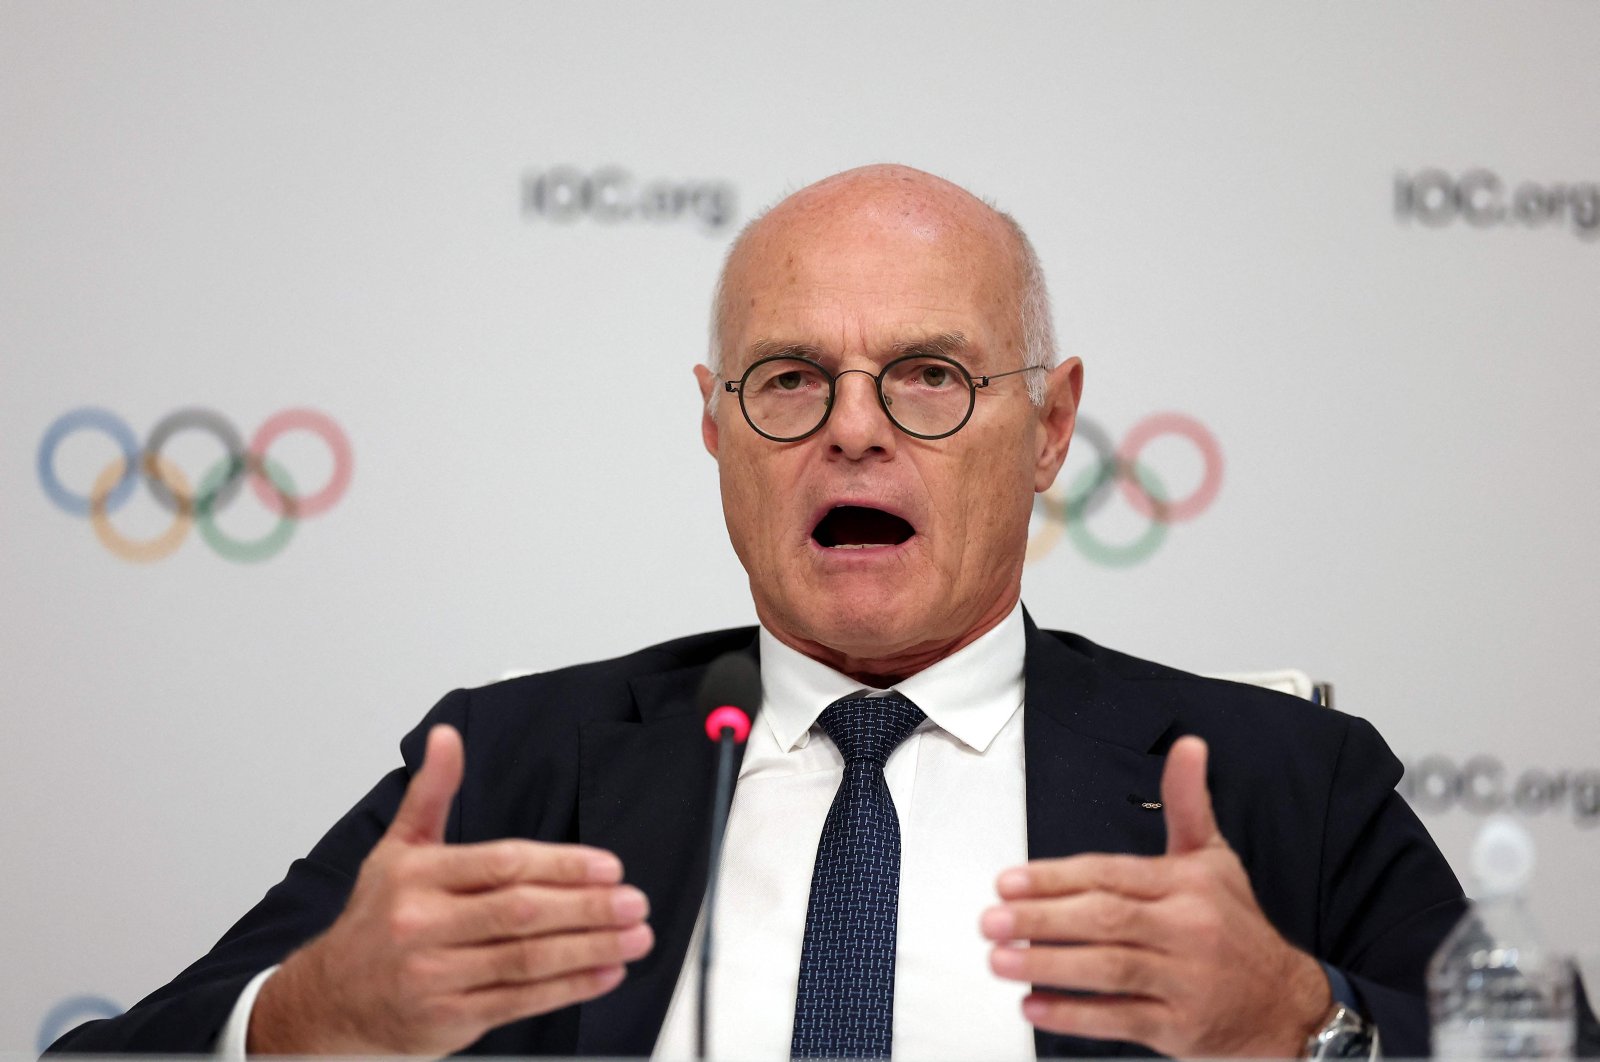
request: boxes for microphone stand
[697,703,752,1062]
[696,725,739,1060]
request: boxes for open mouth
[811,505,916,550]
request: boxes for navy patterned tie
[791,691,927,1059]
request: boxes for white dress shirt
[653,603,1034,1060]
[220,603,1034,1060]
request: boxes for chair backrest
[1207,669,1334,708]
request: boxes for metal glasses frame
[722,352,1044,442]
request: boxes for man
[50,165,1465,1058]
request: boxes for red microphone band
[704,705,752,744]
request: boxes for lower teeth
[831,543,888,549]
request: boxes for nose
[822,368,897,461]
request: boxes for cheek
[719,457,761,536]
[719,445,798,553]
[942,437,1034,554]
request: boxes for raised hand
[249,725,652,1055]
[980,736,1331,1057]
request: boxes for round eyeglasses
[722,353,1044,442]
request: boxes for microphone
[693,652,762,1061]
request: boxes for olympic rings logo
[1027,411,1224,568]
[37,407,353,563]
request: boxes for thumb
[1161,735,1221,855]
[387,724,465,846]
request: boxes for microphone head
[696,652,761,744]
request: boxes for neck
[765,593,1018,686]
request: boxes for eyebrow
[748,339,827,362]
[742,330,974,366]
[892,331,971,360]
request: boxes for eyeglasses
[722,353,1044,442]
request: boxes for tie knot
[817,691,926,768]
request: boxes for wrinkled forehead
[721,185,1025,372]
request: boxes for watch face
[1308,1006,1375,1061]
[1324,1030,1372,1060]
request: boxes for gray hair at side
[704,206,1058,413]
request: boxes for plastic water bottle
[1428,816,1575,1058]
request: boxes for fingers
[981,891,1163,948]
[1161,735,1220,856]
[441,923,655,992]
[388,725,466,845]
[456,965,628,1033]
[427,838,623,891]
[995,854,1176,902]
[1020,990,1173,1049]
[991,943,1169,999]
[416,882,649,947]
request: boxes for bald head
[708,165,1057,404]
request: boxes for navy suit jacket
[51,619,1467,1057]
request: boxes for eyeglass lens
[740,356,973,440]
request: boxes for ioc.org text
[1395,168,1599,240]
[523,167,736,234]
[1400,755,1600,827]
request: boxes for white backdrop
[3,2,1598,1050]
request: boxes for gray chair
[1206,668,1333,708]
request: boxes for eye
[748,359,826,395]
[893,358,960,390]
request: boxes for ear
[1033,356,1083,492]
[693,364,720,458]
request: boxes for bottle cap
[1471,814,1535,896]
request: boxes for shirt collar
[756,600,1025,755]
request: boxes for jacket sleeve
[1316,715,1467,1057]
[45,691,468,1054]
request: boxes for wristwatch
[1303,1003,1379,1061]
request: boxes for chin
[786,586,935,659]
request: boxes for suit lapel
[1022,616,1175,1059]
[571,646,754,1056]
